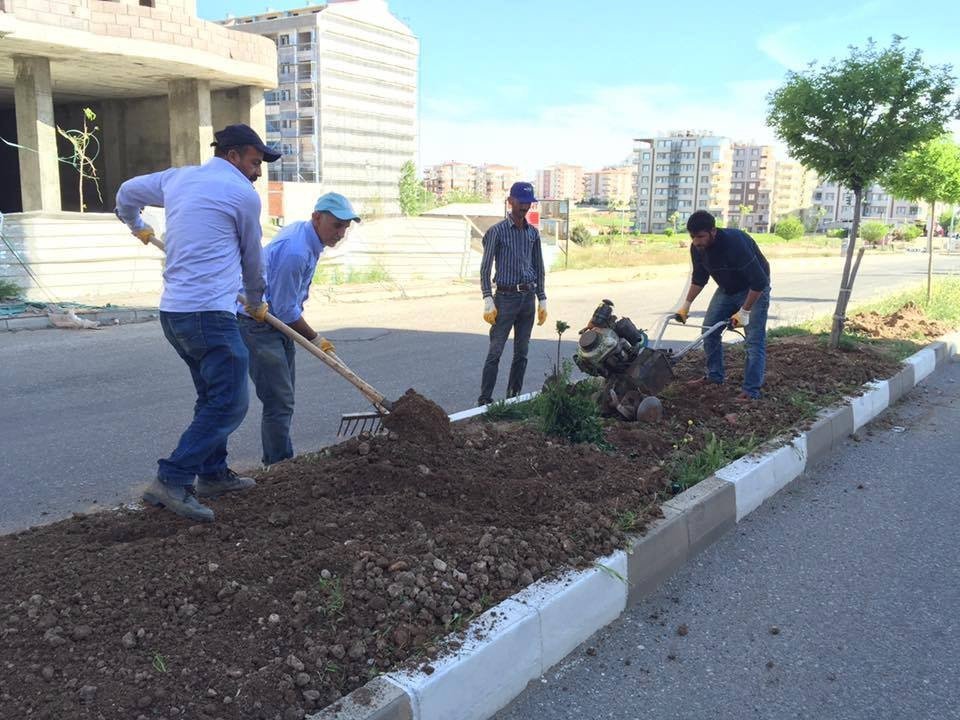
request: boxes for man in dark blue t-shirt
[673,210,771,400]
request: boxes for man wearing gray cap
[239,192,361,465]
[116,123,280,522]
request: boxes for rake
[142,235,394,436]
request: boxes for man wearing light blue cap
[239,192,361,465]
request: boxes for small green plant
[859,220,891,244]
[570,223,593,246]
[317,577,345,617]
[669,432,759,492]
[151,652,168,673]
[0,279,22,299]
[536,361,605,444]
[615,510,638,532]
[786,389,819,420]
[826,228,848,238]
[483,398,537,422]
[554,320,570,374]
[663,226,675,237]
[56,107,102,212]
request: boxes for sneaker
[143,480,214,522]
[196,468,256,498]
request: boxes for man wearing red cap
[115,124,281,522]
[477,181,548,406]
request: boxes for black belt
[496,283,536,294]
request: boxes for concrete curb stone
[309,333,956,720]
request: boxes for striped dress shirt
[479,216,547,302]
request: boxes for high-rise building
[811,181,928,228]
[727,144,776,232]
[223,0,419,216]
[772,160,818,223]
[537,164,585,202]
[479,164,522,204]
[582,166,635,205]
[634,132,732,233]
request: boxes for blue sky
[198,0,959,174]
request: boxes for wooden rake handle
[144,234,390,413]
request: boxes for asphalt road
[495,361,960,720]
[1,252,959,534]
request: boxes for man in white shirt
[115,124,280,522]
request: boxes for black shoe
[196,468,256,498]
[477,396,493,407]
[143,480,214,522]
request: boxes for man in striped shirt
[477,181,548,406]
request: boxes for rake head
[337,410,386,437]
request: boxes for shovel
[142,235,393,435]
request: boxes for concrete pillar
[167,78,212,168]
[237,85,270,222]
[100,99,128,211]
[14,55,61,212]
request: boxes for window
[642,152,651,160]
[279,34,290,45]
[641,164,651,172]
[702,151,711,159]
[139,0,155,6]
[813,192,822,201]
[298,87,313,106]
[640,176,649,184]
[266,120,281,133]
[300,118,315,134]
[896,207,906,215]
[735,160,744,168]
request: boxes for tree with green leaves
[738,204,754,229]
[883,136,960,301]
[767,36,960,347]
[398,160,435,216]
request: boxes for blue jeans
[157,311,250,486]
[479,291,536,403]
[238,316,296,466]
[702,286,771,398]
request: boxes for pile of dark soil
[847,302,951,341]
[381,389,451,444]
[0,340,901,720]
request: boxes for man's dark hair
[686,210,716,234]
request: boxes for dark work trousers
[478,290,536,405]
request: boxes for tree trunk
[927,203,935,303]
[828,186,864,349]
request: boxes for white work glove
[673,300,692,324]
[537,299,547,326]
[483,296,497,325]
[310,335,335,353]
[731,308,751,329]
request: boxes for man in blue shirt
[115,124,280,522]
[239,192,360,465]
[477,181,548,406]
[673,210,771,401]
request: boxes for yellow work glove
[244,301,270,323]
[310,335,335,353]
[673,301,691,324]
[483,296,498,325]
[133,225,156,245]
[537,300,548,326]
[730,308,751,329]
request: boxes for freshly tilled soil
[0,339,901,720]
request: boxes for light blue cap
[314,192,361,222]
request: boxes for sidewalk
[495,359,960,720]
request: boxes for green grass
[316,577,345,617]
[313,263,392,286]
[483,399,539,422]
[669,432,760,492]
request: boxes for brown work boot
[142,479,214,522]
[196,468,256,498]
[735,391,759,403]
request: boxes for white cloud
[418,80,783,173]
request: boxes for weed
[317,577,345,617]
[151,652,168,673]
[785,389,819,420]
[616,510,638,532]
[536,362,605,445]
[593,562,628,585]
[483,399,537,422]
[669,432,759,492]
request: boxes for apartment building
[772,160,818,222]
[224,0,419,216]
[423,161,478,199]
[634,132,732,233]
[727,144,775,233]
[479,164,521,204]
[812,181,928,228]
[537,164,585,202]
[582,166,635,205]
